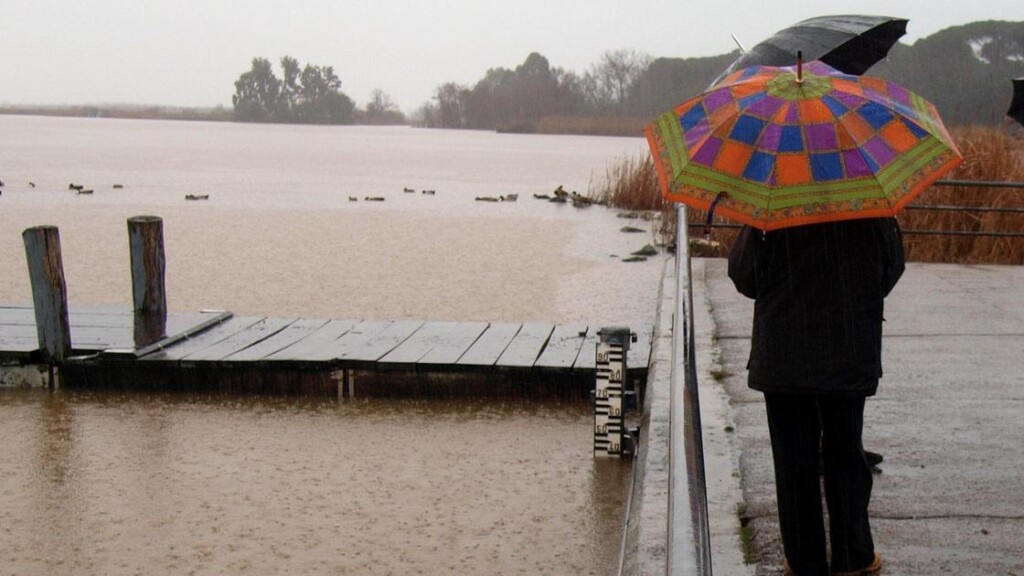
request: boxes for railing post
[23,226,72,384]
[128,215,167,348]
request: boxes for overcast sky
[1,0,1021,113]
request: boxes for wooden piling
[128,216,168,348]
[22,226,72,366]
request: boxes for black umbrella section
[1008,78,1024,126]
[713,15,908,85]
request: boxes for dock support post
[23,225,72,388]
[594,326,636,457]
[332,369,355,399]
[128,216,167,349]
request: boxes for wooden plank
[142,316,263,361]
[417,321,489,366]
[378,321,458,366]
[456,323,521,368]
[70,304,135,315]
[534,324,588,370]
[0,336,40,354]
[69,310,134,328]
[71,312,232,353]
[335,320,424,365]
[5,306,195,329]
[164,312,230,338]
[223,317,331,361]
[0,308,229,356]
[0,323,37,339]
[129,311,233,357]
[320,320,392,361]
[496,322,554,369]
[66,326,134,351]
[182,317,295,362]
[0,305,36,325]
[264,318,359,361]
[572,327,601,371]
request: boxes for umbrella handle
[705,191,729,237]
[796,50,803,83]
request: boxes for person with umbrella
[646,58,961,574]
[728,211,902,576]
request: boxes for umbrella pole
[796,50,803,83]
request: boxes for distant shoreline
[0,104,234,123]
[0,106,645,137]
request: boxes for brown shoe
[832,552,882,575]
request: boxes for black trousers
[764,393,875,576]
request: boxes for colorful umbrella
[646,60,962,231]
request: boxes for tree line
[232,56,404,125]
[414,20,1024,131]
[231,21,1023,131]
[414,50,654,130]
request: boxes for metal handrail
[688,222,1024,239]
[933,179,1024,189]
[684,178,1024,238]
[905,204,1024,213]
[668,204,713,576]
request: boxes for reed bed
[589,154,663,210]
[532,116,648,137]
[899,126,1024,264]
[590,126,1024,264]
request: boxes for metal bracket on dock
[594,326,637,458]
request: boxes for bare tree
[587,49,652,112]
[434,82,469,128]
[364,89,405,124]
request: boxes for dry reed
[899,126,1024,264]
[534,116,648,137]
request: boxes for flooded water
[0,115,659,326]
[0,116,661,574]
[0,390,630,576]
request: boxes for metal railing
[668,204,713,575]
[689,221,1024,238]
[688,178,1024,239]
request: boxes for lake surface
[0,116,662,575]
[0,116,659,326]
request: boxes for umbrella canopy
[1008,78,1024,127]
[713,15,907,85]
[646,60,962,231]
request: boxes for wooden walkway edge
[1,304,652,395]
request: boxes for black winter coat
[727,218,905,396]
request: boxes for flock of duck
[350,187,437,202]
[0,179,211,201]
[1,179,656,261]
[0,180,599,210]
[347,185,598,208]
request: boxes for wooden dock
[1,304,652,397]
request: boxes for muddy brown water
[1,390,631,575]
[0,116,657,574]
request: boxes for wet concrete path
[697,258,1024,575]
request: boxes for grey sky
[1,0,1021,113]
